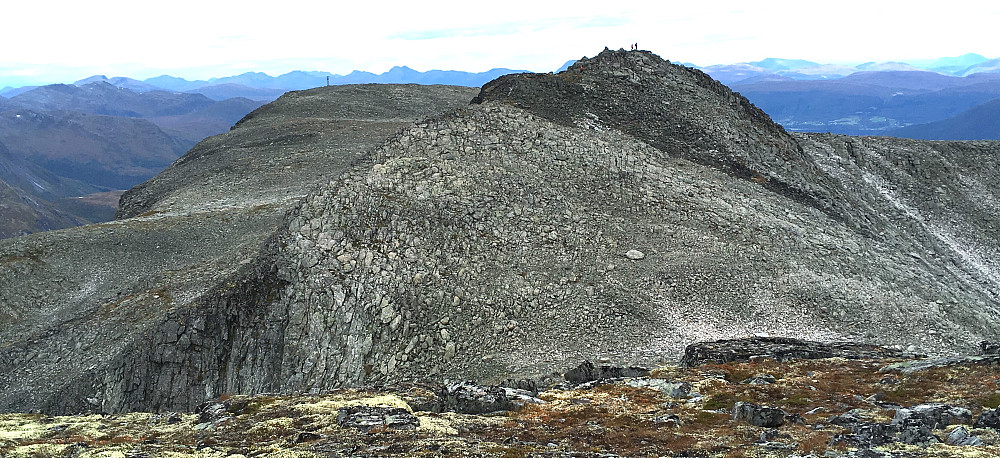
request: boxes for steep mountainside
[0,51,997,416]
[116,84,479,219]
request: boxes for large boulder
[564,361,650,384]
[681,337,910,367]
[731,402,786,428]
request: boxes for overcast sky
[2,0,998,87]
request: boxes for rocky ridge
[0,50,998,415]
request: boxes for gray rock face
[945,426,983,446]
[2,50,1000,415]
[436,381,516,414]
[834,403,975,449]
[681,337,911,367]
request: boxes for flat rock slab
[336,405,418,432]
[681,337,913,367]
[564,361,651,383]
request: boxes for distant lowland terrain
[696,53,1000,138]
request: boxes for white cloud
[1,0,998,86]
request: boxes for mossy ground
[1,358,998,457]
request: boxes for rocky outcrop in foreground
[3,353,1000,457]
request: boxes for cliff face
[1,52,997,414]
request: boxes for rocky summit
[0,49,998,421]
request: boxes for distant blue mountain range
[2,66,534,102]
[696,53,998,85]
[2,53,998,140]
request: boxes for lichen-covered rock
[732,401,786,428]
[438,382,516,414]
[681,337,910,367]
[336,405,419,432]
[624,379,692,398]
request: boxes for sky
[2,0,998,88]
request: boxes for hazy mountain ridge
[1,50,996,417]
[699,52,1000,85]
[133,67,532,101]
[0,83,267,237]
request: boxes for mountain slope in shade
[890,98,1000,140]
[0,143,97,238]
[0,177,85,238]
[148,97,267,144]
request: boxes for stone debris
[980,341,1000,355]
[624,378,692,398]
[740,374,777,385]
